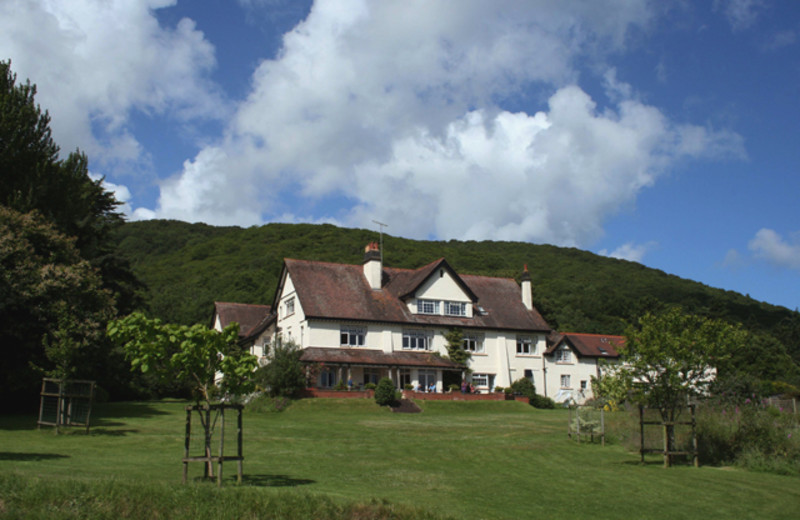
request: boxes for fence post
[639,405,645,463]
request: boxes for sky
[2,0,799,310]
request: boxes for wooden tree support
[37,378,95,434]
[182,404,243,486]
[639,404,698,468]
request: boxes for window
[363,369,380,385]
[560,375,571,388]
[319,368,337,388]
[580,380,587,391]
[403,330,432,350]
[444,301,466,316]
[418,370,436,391]
[340,326,365,346]
[524,369,534,383]
[399,369,411,389]
[462,333,484,353]
[284,297,295,316]
[417,299,439,315]
[516,336,534,355]
[556,348,571,363]
[471,373,494,389]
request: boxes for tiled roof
[283,258,550,332]
[546,333,623,358]
[213,302,271,337]
[300,347,465,369]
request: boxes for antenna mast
[372,219,388,264]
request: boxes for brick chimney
[363,242,382,290]
[521,264,533,310]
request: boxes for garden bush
[510,378,536,399]
[374,377,398,406]
[530,394,556,409]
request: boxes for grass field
[1,399,798,519]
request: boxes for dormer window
[444,301,466,317]
[417,299,439,315]
[556,349,571,363]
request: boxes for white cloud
[748,228,800,271]
[598,241,657,263]
[0,0,226,169]
[139,1,743,246]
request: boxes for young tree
[603,307,746,461]
[107,312,258,403]
[443,328,472,366]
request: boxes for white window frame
[462,333,484,353]
[556,348,571,363]
[284,297,295,317]
[444,301,466,317]
[471,373,494,389]
[417,299,439,315]
[340,326,366,347]
[560,374,571,388]
[516,336,534,355]
[403,330,432,351]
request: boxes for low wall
[402,391,516,402]
[301,388,532,403]
[301,388,374,399]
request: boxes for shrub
[448,384,460,393]
[510,378,536,399]
[494,386,504,393]
[334,380,348,391]
[404,383,414,391]
[364,382,377,391]
[374,377,398,406]
[530,394,556,409]
[253,339,305,398]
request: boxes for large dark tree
[0,60,143,315]
[1,61,144,406]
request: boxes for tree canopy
[0,60,142,315]
[0,206,116,400]
[108,312,258,404]
[597,307,748,419]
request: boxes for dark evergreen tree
[0,60,143,316]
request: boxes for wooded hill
[114,220,800,381]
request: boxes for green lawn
[1,399,798,519]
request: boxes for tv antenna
[372,219,388,264]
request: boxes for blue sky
[2,0,799,310]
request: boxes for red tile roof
[547,333,623,358]
[300,347,465,369]
[213,302,271,337]
[282,258,550,332]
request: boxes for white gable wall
[277,272,306,346]
[410,269,473,317]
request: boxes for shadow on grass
[242,474,316,487]
[0,401,172,431]
[0,452,70,461]
[88,428,140,436]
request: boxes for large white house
[212,243,621,400]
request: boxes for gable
[414,267,473,302]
